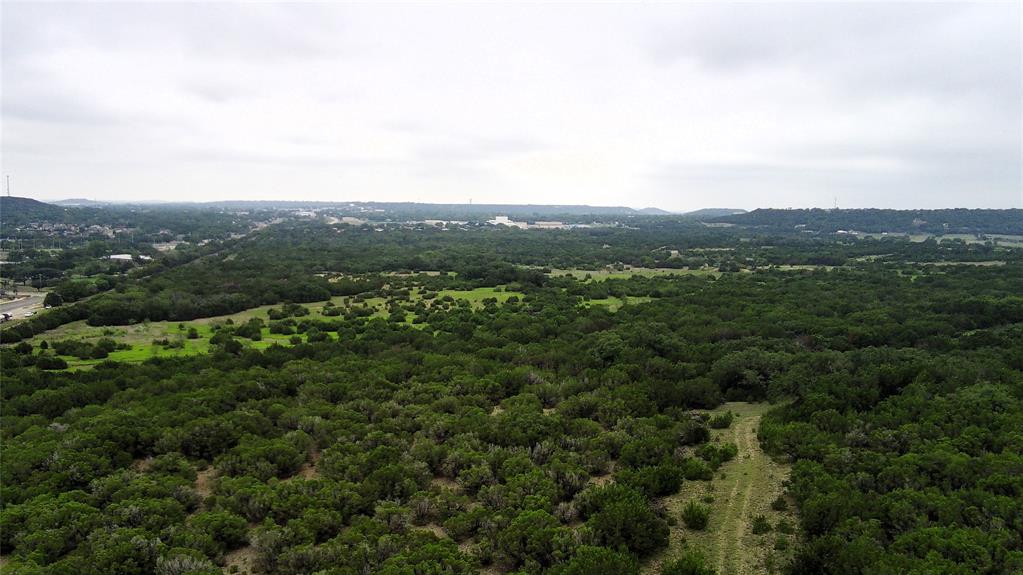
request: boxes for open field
[582,295,654,311]
[435,286,522,307]
[855,232,1023,247]
[16,286,528,369]
[549,267,722,280]
[646,402,798,575]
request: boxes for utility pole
[5,175,10,197]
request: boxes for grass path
[648,402,798,575]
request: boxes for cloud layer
[2,2,1020,210]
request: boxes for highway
[0,292,46,322]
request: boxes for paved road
[0,292,46,321]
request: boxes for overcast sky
[2,2,1020,211]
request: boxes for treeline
[714,208,1023,235]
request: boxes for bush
[709,411,733,429]
[751,514,772,534]
[35,355,68,370]
[681,502,710,530]
[581,485,669,557]
[616,464,684,498]
[555,545,639,575]
[679,458,713,481]
[771,495,788,511]
[661,550,716,575]
[697,443,738,469]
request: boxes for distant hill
[713,208,1023,235]
[53,198,108,207]
[200,201,665,219]
[0,196,72,227]
[637,207,673,215]
[682,208,747,219]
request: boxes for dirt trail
[714,410,764,574]
[648,402,798,575]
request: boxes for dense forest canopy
[1,202,1021,574]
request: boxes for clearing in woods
[647,402,799,575]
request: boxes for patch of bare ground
[131,457,153,472]
[301,448,321,479]
[222,545,258,574]
[415,523,449,539]
[285,448,321,481]
[490,405,505,416]
[587,462,616,486]
[645,402,799,575]
[195,467,216,500]
[431,476,462,492]
[542,407,556,415]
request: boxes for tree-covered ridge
[713,208,1023,235]
[2,258,1022,573]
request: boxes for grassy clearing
[549,267,722,281]
[435,286,522,307]
[855,232,1023,247]
[582,295,654,311]
[768,264,836,271]
[22,286,525,369]
[645,402,798,575]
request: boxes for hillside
[713,208,1023,235]
[0,196,71,227]
[52,198,108,207]
[682,208,747,219]
[194,201,663,219]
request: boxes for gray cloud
[2,2,1019,209]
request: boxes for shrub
[697,443,738,469]
[616,464,684,498]
[751,514,772,534]
[680,458,713,480]
[581,485,669,556]
[35,355,68,370]
[661,550,715,575]
[555,545,639,575]
[709,411,733,429]
[681,502,710,530]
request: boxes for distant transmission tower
[5,175,9,197]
